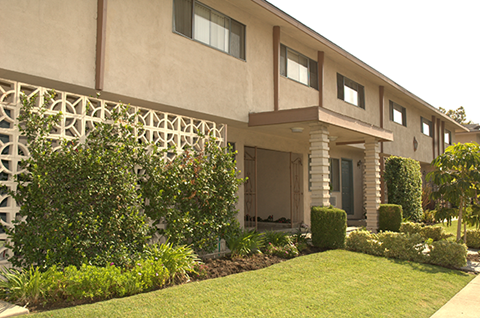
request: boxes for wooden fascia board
[248,106,394,141]
[249,106,319,126]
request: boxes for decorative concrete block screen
[0,78,225,259]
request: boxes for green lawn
[31,250,473,318]
[439,219,476,236]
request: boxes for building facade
[0,0,467,237]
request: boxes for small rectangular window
[280,44,318,90]
[445,129,452,145]
[174,0,246,60]
[421,117,433,137]
[329,158,340,192]
[389,101,407,126]
[337,73,365,109]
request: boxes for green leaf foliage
[428,142,480,242]
[346,230,467,268]
[142,141,244,253]
[311,206,346,249]
[384,156,423,222]
[378,204,403,232]
[6,93,149,269]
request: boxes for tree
[428,142,480,243]
[439,106,472,124]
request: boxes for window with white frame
[445,129,452,145]
[421,117,433,137]
[280,44,318,90]
[389,101,407,126]
[173,0,245,60]
[337,73,365,109]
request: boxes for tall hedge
[311,206,347,249]
[383,156,423,222]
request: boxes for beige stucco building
[0,0,467,234]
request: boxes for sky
[267,0,480,124]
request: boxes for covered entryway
[244,146,303,230]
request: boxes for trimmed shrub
[420,226,453,242]
[400,222,452,241]
[346,230,467,268]
[311,206,347,249]
[384,156,423,221]
[400,222,422,235]
[464,230,480,249]
[378,204,403,232]
[345,230,383,256]
[429,240,467,268]
[378,232,426,263]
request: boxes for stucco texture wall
[0,0,97,88]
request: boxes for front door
[341,158,354,216]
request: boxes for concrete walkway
[430,274,480,318]
[0,301,28,318]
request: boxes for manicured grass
[439,219,476,236]
[31,250,473,318]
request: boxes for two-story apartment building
[0,0,467,234]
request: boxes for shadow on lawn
[386,258,473,277]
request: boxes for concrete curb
[0,301,28,318]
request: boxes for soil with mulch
[193,246,325,281]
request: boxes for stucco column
[364,138,381,232]
[309,124,330,207]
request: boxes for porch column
[309,124,330,207]
[364,138,381,232]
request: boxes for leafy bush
[142,141,244,253]
[429,240,467,268]
[345,230,383,256]
[290,230,310,252]
[420,226,453,242]
[311,206,347,249]
[225,230,264,257]
[265,242,299,259]
[141,242,198,283]
[464,230,480,249]
[6,92,148,269]
[399,222,422,235]
[378,232,426,263]
[0,243,198,306]
[262,231,291,247]
[400,222,452,241]
[384,156,423,221]
[346,230,467,268]
[378,204,403,232]
[422,209,436,225]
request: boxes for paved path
[430,274,480,318]
[0,301,28,318]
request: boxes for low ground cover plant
[346,230,467,268]
[0,243,198,307]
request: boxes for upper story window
[337,73,365,109]
[421,117,433,137]
[280,44,318,90]
[389,101,407,126]
[445,129,452,145]
[173,0,246,60]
